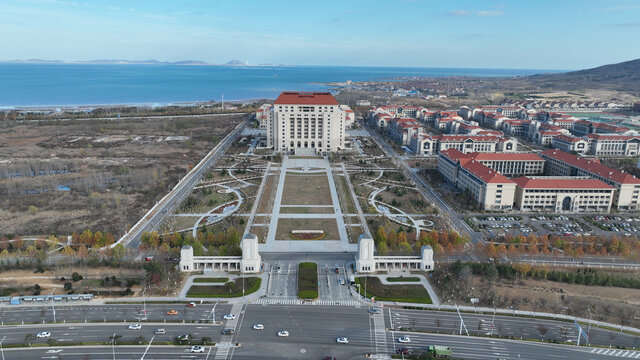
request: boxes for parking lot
[468,214,640,238]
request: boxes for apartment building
[551,135,589,154]
[256,104,273,129]
[469,152,545,176]
[540,149,640,210]
[410,134,517,156]
[437,149,516,210]
[512,176,614,213]
[267,92,346,154]
[386,118,425,145]
[572,120,631,136]
[585,134,640,156]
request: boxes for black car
[221,328,235,335]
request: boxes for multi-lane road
[1,304,638,359]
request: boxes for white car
[398,336,411,343]
[336,337,349,344]
[128,324,142,330]
[253,324,264,330]
[223,314,236,320]
[190,345,205,353]
[277,330,290,337]
[37,331,51,338]
[369,308,382,314]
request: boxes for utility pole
[1,335,6,360]
[111,333,116,360]
[139,336,155,360]
[49,290,56,323]
[491,302,497,336]
[211,301,218,324]
[456,305,469,336]
[587,308,593,345]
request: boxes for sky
[1,0,640,70]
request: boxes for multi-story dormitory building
[540,149,640,211]
[410,134,517,156]
[266,92,346,154]
[436,148,637,212]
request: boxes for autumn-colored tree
[485,243,497,258]
[496,243,507,256]
[77,245,89,258]
[14,236,24,250]
[61,246,75,256]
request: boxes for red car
[396,348,410,355]
[323,357,336,360]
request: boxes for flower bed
[289,230,325,240]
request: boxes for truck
[428,345,452,358]
[348,274,355,285]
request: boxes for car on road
[335,268,339,274]
[396,348,410,355]
[336,337,349,344]
[128,324,142,330]
[398,336,411,343]
[190,345,205,353]
[177,334,191,342]
[277,330,290,337]
[37,331,51,338]
[323,357,336,360]
[154,328,166,335]
[253,324,264,330]
[221,328,235,335]
[369,308,382,314]
[338,278,345,285]
[223,314,236,320]
[166,309,178,315]
[186,302,197,307]
[144,256,153,261]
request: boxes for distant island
[0,58,288,67]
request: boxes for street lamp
[49,289,56,323]
[587,308,593,345]
[1,335,6,360]
[111,333,116,360]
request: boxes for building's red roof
[438,135,501,142]
[275,92,338,105]
[539,130,564,136]
[469,152,544,162]
[541,149,640,185]
[585,134,640,141]
[512,177,613,189]
[461,160,514,184]
[553,134,583,143]
[476,130,503,136]
[439,148,471,161]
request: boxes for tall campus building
[266,92,346,154]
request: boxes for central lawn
[275,218,340,240]
[298,262,318,299]
[186,277,260,298]
[279,207,334,214]
[355,277,431,304]
[282,174,333,205]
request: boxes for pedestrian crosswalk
[372,312,388,354]
[590,348,640,358]
[252,298,360,307]
[214,343,231,360]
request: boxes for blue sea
[0,63,560,107]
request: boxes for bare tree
[537,324,549,340]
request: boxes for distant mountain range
[1,59,283,66]
[526,58,640,92]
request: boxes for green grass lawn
[186,277,260,298]
[298,262,318,299]
[193,277,229,283]
[355,277,431,304]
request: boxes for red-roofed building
[267,91,346,153]
[572,120,631,136]
[468,152,545,176]
[513,176,614,212]
[255,104,274,130]
[585,134,640,156]
[438,149,516,210]
[551,135,589,154]
[540,149,640,210]
[409,134,518,155]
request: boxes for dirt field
[0,114,245,237]
[281,174,332,206]
[256,173,279,214]
[275,218,340,240]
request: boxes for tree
[25,333,35,346]
[537,323,549,340]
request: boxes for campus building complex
[265,92,346,154]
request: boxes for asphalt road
[0,304,233,324]
[120,119,247,249]
[1,305,639,359]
